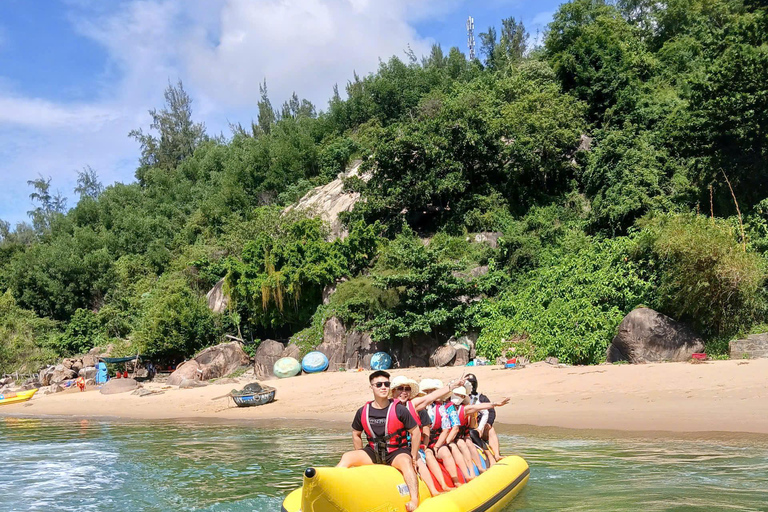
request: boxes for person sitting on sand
[338,370,421,512]
[465,373,501,458]
[447,386,510,479]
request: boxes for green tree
[130,80,206,180]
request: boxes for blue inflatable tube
[302,351,329,373]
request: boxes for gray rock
[79,367,97,380]
[254,339,286,378]
[168,342,250,385]
[454,347,470,366]
[167,360,202,386]
[730,333,768,359]
[50,367,77,385]
[318,317,348,371]
[100,378,139,395]
[39,366,55,386]
[81,354,97,368]
[39,384,64,395]
[430,345,457,367]
[179,378,208,389]
[322,283,337,305]
[473,232,503,249]
[0,376,13,386]
[606,308,705,364]
[282,343,301,360]
[206,278,229,314]
[62,358,75,370]
[283,160,368,240]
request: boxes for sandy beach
[3,359,768,435]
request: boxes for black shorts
[469,429,491,451]
[363,446,411,465]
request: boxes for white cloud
[0,0,443,225]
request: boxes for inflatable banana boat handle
[281,455,529,512]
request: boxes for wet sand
[3,359,768,435]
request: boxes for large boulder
[284,160,368,240]
[730,333,768,359]
[100,378,139,395]
[317,316,347,371]
[206,278,229,314]
[79,367,97,380]
[193,342,250,380]
[429,345,457,367]
[282,343,301,360]
[168,341,250,385]
[167,360,202,386]
[50,365,77,385]
[81,354,97,368]
[39,366,55,386]
[606,308,705,363]
[254,339,286,378]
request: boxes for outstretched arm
[464,397,510,415]
[412,377,467,410]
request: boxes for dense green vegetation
[2,0,768,372]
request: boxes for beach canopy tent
[99,355,144,364]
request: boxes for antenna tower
[466,16,476,60]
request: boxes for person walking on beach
[337,370,422,512]
[76,375,86,392]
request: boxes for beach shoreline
[3,358,768,436]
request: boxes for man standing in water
[337,370,421,512]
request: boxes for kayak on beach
[281,455,529,512]
[0,388,37,406]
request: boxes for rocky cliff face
[283,159,369,240]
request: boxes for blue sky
[0,0,563,226]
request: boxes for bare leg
[436,446,461,487]
[461,439,486,473]
[391,453,420,512]
[416,459,440,496]
[336,450,374,468]
[486,425,501,457]
[425,449,448,490]
[456,439,481,477]
[484,448,496,466]
[449,443,473,481]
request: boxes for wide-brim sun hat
[390,375,420,398]
[419,379,443,393]
[452,385,468,397]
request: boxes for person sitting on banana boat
[389,376,443,496]
[465,373,502,460]
[338,370,421,511]
[448,385,510,480]
[420,379,465,488]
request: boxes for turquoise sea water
[1,417,767,511]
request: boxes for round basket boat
[370,352,392,370]
[274,357,301,378]
[231,384,276,407]
[301,351,329,373]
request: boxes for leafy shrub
[0,291,58,374]
[635,213,767,336]
[474,236,653,364]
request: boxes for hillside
[2,0,768,374]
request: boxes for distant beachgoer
[76,375,85,392]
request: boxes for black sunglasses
[393,386,411,392]
[372,381,391,388]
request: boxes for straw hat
[452,385,468,397]
[390,375,420,398]
[419,379,443,393]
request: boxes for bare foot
[405,498,419,511]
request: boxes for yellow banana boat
[0,388,37,406]
[281,455,529,512]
